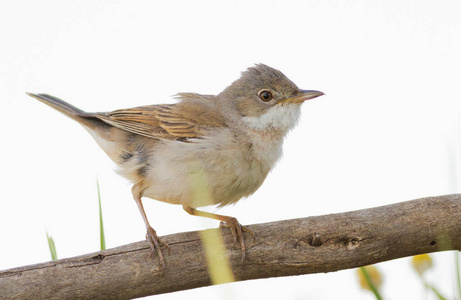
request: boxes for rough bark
[1,194,461,299]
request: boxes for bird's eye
[258,90,273,102]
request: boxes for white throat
[241,104,301,133]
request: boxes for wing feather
[92,96,226,140]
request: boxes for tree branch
[2,194,461,299]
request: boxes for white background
[1,1,461,299]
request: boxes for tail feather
[26,93,104,130]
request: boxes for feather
[92,94,226,140]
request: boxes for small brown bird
[28,64,323,268]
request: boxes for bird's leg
[183,206,255,263]
[132,184,169,269]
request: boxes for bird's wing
[93,101,226,140]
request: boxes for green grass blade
[426,282,448,300]
[46,231,58,261]
[419,272,448,300]
[97,179,106,250]
[455,252,461,300]
[359,267,383,300]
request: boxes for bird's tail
[26,93,101,130]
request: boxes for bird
[27,64,323,268]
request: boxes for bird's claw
[146,226,169,271]
[220,218,255,264]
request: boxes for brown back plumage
[27,92,227,141]
[94,93,226,140]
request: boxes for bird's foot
[146,226,170,271]
[219,217,255,264]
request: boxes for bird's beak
[280,90,324,104]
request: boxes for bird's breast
[136,128,283,207]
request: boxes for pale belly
[141,138,272,208]
[115,127,284,208]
